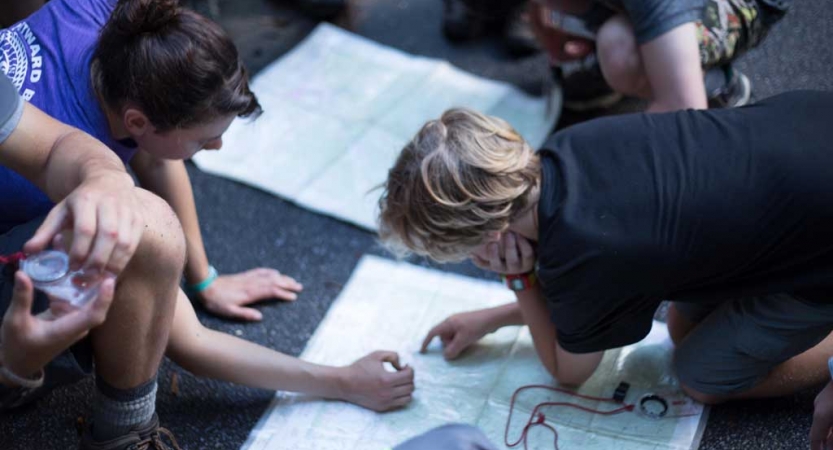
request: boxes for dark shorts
[672,293,833,396]
[0,217,93,411]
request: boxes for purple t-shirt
[0,0,136,233]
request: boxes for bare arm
[640,22,707,112]
[1,103,133,207]
[166,291,415,411]
[515,285,603,385]
[129,152,209,283]
[130,151,302,321]
[1,102,143,273]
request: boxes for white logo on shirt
[0,22,43,101]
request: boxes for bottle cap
[21,250,70,283]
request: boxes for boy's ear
[123,108,152,137]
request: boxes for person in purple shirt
[1,1,415,448]
[1,0,301,321]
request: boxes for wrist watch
[501,271,537,291]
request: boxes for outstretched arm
[130,151,302,321]
[166,291,415,412]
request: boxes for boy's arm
[639,21,707,112]
[515,285,603,385]
[166,291,415,412]
[1,101,143,273]
[130,151,302,321]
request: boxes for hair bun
[111,0,180,36]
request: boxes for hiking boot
[706,65,752,108]
[502,7,541,58]
[79,414,181,450]
[442,0,497,43]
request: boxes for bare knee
[597,15,647,96]
[125,189,186,286]
[667,303,696,346]
[680,382,727,405]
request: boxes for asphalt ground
[2,0,832,448]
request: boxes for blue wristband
[188,265,218,294]
[828,356,833,380]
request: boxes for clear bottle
[20,250,109,311]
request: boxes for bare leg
[597,14,707,112]
[90,190,185,390]
[596,15,653,99]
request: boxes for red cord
[504,385,635,450]
[0,252,25,265]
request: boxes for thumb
[226,305,263,322]
[375,351,403,370]
[9,271,35,318]
[443,335,468,360]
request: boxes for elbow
[544,363,592,387]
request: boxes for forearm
[515,285,560,374]
[515,285,603,385]
[484,302,525,331]
[0,104,132,201]
[43,131,133,200]
[131,154,210,283]
[170,325,345,398]
[167,293,346,399]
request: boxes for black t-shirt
[537,91,833,354]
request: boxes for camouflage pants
[697,0,780,68]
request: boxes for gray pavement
[2,0,832,449]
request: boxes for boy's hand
[421,309,496,360]
[24,175,143,275]
[0,271,115,382]
[337,351,415,412]
[811,380,833,450]
[200,268,303,321]
[471,232,535,275]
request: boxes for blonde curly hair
[378,108,540,263]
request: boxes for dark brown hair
[91,0,261,131]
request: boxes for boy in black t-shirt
[378,90,833,403]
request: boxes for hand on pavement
[200,268,303,321]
